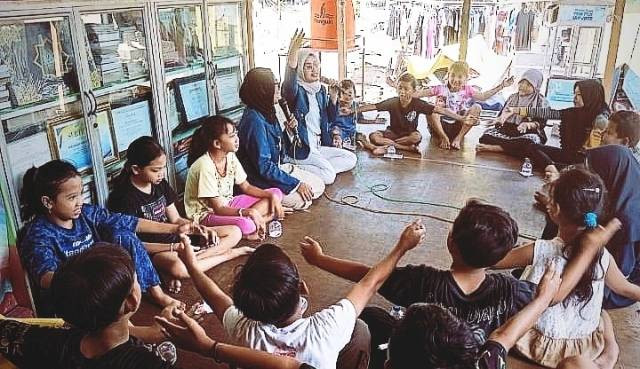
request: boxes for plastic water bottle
[520,158,533,177]
[268,220,283,238]
[155,341,178,365]
[386,145,396,155]
[389,305,406,320]
[343,137,352,149]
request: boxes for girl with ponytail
[108,136,246,294]
[494,168,640,367]
[184,115,284,241]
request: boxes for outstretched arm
[156,311,303,369]
[472,76,514,101]
[174,235,233,321]
[340,221,426,315]
[493,242,535,269]
[489,264,560,350]
[300,236,371,282]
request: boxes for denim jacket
[282,66,332,159]
[237,108,300,194]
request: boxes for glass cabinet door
[208,2,244,113]
[158,5,209,194]
[0,17,96,222]
[80,9,159,192]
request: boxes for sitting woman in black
[510,79,609,179]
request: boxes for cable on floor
[322,154,539,241]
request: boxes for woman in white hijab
[477,69,550,157]
[280,30,357,185]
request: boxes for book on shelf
[0,101,12,110]
[86,31,121,43]
[118,44,145,61]
[0,77,9,85]
[0,89,9,100]
[97,62,123,73]
[101,69,124,84]
[90,40,120,49]
[94,55,120,65]
[0,84,7,91]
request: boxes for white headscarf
[296,49,322,95]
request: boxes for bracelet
[169,243,175,253]
[209,341,222,363]
[238,208,244,217]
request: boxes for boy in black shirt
[0,243,309,369]
[300,200,535,368]
[384,220,623,369]
[357,73,474,155]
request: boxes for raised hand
[299,236,324,265]
[397,220,426,252]
[287,29,306,68]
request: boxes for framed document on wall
[174,74,210,124]
[96,106,118,164]
[214,67,242,111]
[7,130,53,194]
[111,100,153,153]
[48,117,93,172]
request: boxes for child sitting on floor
[173,219,426,369]
[385,263,619,369]
[601,110,640,163]
[0,243,310,369]
[495,168,640,368]
[299,200,535,369]
[108,136,249,294]
[184,115,285,241]
[19,160,196,311]
[328,79,384,149]
[358,73,474,155]
[417,61,514,150]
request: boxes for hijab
[504,69,549,125]
[296,49,322,95]
[586,145,640,275]
[239,67,278,124]
[559,79,610,151]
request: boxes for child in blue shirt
[328,79,385,149]
[18,160,202,313]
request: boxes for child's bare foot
[149,286,186,309]
[476,144,503,152]
[168,279,181,294]
[371,146,388,156]
[450,138,462,150]
[245,232,263,241]
[438,137,450,149]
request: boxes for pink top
[431,84,476,113]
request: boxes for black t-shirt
[476,340,507,369]
[107,179,178,244]
[0,320,174,369]
[375,97,435,136]
[378,265,535,335]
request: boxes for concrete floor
[132,123,640,369]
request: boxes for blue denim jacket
[237,108,300,194]
[282,66,332,159]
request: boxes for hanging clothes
[515,8,535,51]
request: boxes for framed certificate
[174,74,210,124]
[96,106,118,164]
[214,67,242,111]
[48,117,93,172]
[111,100,153,153]
[7,130,53,194]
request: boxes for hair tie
[584,212,598,229]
